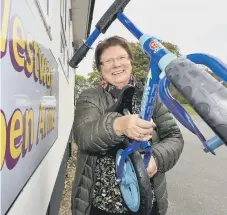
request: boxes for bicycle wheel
[116,149,154,215]
[165,57,227,144]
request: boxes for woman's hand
[113,114,156,141]
[146,156,158,178]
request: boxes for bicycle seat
[105,84,135,114]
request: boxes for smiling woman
[71,35,184,215]
[100,46,132,88]
[95,36,133,89]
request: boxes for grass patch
[181,104,197,115]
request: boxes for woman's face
[100,45,132,89]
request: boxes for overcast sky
[76,0,226,77]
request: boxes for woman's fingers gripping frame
[136,117,156,129]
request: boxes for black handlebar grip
[69,43,90,68]
[96,0,130,33]
[165,57,227,144]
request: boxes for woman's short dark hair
[95,36,133,71]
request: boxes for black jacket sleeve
[73,88,124,153]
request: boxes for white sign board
[1,0,59,213]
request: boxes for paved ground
[166,115,227,215]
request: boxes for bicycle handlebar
[69,43,90,68]
[96,0,131,33]
[69,0,131,68]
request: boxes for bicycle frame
[70,8,227,183]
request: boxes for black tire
[165,57,227,144]
[117,150,154,215]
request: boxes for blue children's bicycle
[69,0,227,214]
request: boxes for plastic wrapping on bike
[165,57,227,144]
[96,0,131,33]
[69,43,90,68]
